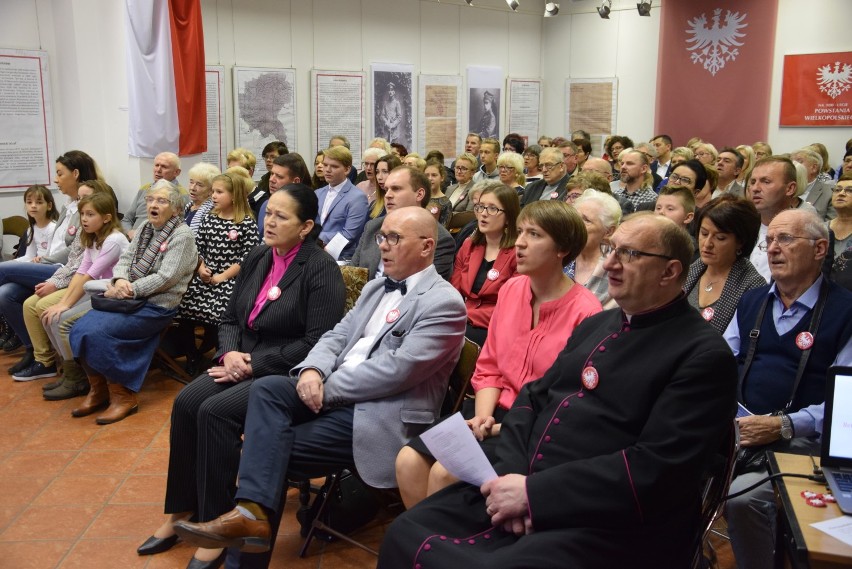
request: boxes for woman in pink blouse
[451,181,520,346]
[396,200,602,509]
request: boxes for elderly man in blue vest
[724,208,852,569]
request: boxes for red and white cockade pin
[386,308,401,324]
[40,241,48,249]
[267,286,281,301]
[67,225,77,235]
[806,497,827,508]
[430,206,439,215]
[228,229,239,241]
[795,331,814,350]
[701,307,715,321]
[159,242,168,252]
[581,366,599,390]
[550,191,559,199]
[487,268,499,281]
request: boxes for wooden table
[769,452,852,569]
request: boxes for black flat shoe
[137,533,179,555]
[186,549,226,569]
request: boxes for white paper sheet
[325,232,348,261]
[810,515,852,548]
[419,412,498,487]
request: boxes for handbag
[90,292,147,314]
[299,469,379,541]
[734,281,828,476]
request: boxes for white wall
[1,0,849,220]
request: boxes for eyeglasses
[600,243,674,263]
[562,152,576,159]
[454,165,471,172]
[145,196,171,206]
[566,192,583,202]
[375,232,428,246]
[540,162,563,172]
[832,186,852,196]
[668,173,694,186]
[473,204,505,215]
[757,234,815,251]
[497,165,515,171]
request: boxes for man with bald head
[121,152,186,238]
[174,206,467,557]
[377,213,738,568]
[724,209,852,569]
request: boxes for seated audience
[378,212,738,568]
[255,153,313,232]
[827,174,852,290]
[748,157,799,282]
[122,152,184,239]
[316,145,369,260]
[403,152,426,171]
[655,185,695,230]
[424,159,452,227]
[523,145,543,184]
[496,151,526,196]
[694,142,718,165]
[605,135,633,173]
[15,185,58,262]
[446,152,478,212]
[397,200,603,509]
[684,195,765,333]
[369,153,402,220]
[174,173,259,375]
[351,166,455,281]
[568,190,622,308]
[356,147,384,208]
[713,147,745,198]
[752,141,772,162]
[23,185,127,398]
[611,150,657,211]
[736,144,755,186]
[184,162,221,235]
[725,209,852,569]
[311,151,325,190]
[68,180,198,424]
[249,142,287,218]
[170,207,467,567]
[138,184,346,568]
[474,138,500,182]
[521,147,570,206]
[792,147,836,220]
[452,181,520,345]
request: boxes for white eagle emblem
[817,62,852,100]
[685,8,748,76]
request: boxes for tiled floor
[0,349,387,569]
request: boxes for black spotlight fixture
[597,0,611,19]
[637,1,652,17]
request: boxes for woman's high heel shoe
[137,533,179,555]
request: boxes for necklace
[703,279,717,292]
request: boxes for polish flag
[125,0,206,157]
[654,0,778,148]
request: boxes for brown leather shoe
[96,383,139,425]
[71,367,109,418]
[172,508,270,553]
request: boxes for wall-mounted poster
[507,78,542,145]
[418,75,463,161]
[0,48,55,191]
[566,78,618,156]
[467,66,503,140]
[371,63,414,151]
[311,70,366,169]
[233,66,297,179]
[780,52,852,127]
[202,66,225,171]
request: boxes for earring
[299,234,305,241]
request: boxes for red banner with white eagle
[654,0,778,148]
[780,52,852,127]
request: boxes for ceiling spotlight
[544,2,559,17]
[637,1,651,16]
[506,0,519,11]
[597,0,611,19]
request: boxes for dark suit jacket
[350,215,455,281]
[215,240,346,377]
[521,175,570,207]
[805,179,836,220]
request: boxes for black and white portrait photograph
[469,87,500,139]
[372,66,413,149]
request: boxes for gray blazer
[805,179,836,221]
[350,216,455,281]
[292,265,466,488]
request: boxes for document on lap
[325,232,348,260]
[419,412,498,487]
[737,402,753,419]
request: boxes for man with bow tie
[173,206,467,559]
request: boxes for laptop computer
[820,366,852,515]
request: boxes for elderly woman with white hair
[357,147,386,207]
[567,189,622,308]
[69,179,198,424]
[184,162,221,235]
[496,151,526,196]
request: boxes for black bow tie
[384,278,407,296]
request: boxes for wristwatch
[779,414,794,441]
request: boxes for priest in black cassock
[378,212,738,569]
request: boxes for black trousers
[164,373,254,521]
